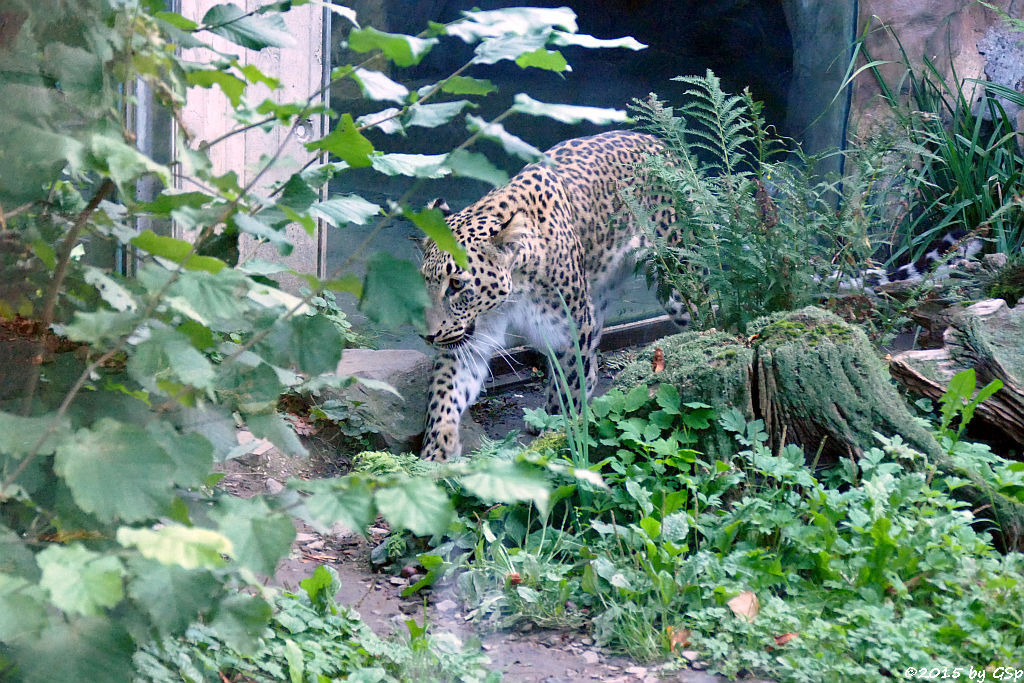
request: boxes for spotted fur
[419,130,682,460]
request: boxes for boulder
[324,348,485,456]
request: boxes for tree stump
[890,299,1024,445]
[613,306,1024,549]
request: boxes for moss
[523,430,568,455]
[353,450,433,477]
[986,260,1024,307]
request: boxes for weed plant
[625,71,918,333]
[861,26,1024,261]
[437,377,1024,680]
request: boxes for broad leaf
[128,327,216,392]
[373,479,452,537]
[406,207,467,268]
[0,413,67,458]
[37,544,125,616]
[54,419,175,523]
[346,26,437,67]
[117,526,231,569]
[311,194,382,227]
[232,214,293,256]
[126,559,220,636]
[186,69,246,107]
[11,617,133,683]
[0,574,46,643]
[446,148,509,186]
[466,115,545,162]
[441,76,496,95]
[89,133,171,195]
[550,31,646,50]
[245,411,308,457]
[511,94,629,124]
[298,477,376,532]
[306,113,374,168]
[459,462,550,513]
[201,3,295,49]
[210,496,295,576]
[473,34,550,66]
[359,252,430,331]
[131,229,226,273]
[209,593,272,655]
[164,268,251,329]
[514,48,568,72]
[447,6,577,42]
[147,422,215,489]
[407,100,473,128]
[370,153,448,178]
[83,267,138,312]
[351,67,409,103]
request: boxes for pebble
[294,532,317,543]
[579,636,593,645]
[435,599,458,612]
[625,666,647,676]
[389,577,407,586]
[304,540,324,550]
[681,650,700,662]
[265,478,284,495]
[581,651,600,665]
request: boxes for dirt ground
[217,351,764,682]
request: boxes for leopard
[418,130,685,461]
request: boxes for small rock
[398,602,418,614]
[400,565,419,578]
[304,540,324,550]
[681,650,700,662]
[265,478,284,495]
[481,643,493,651]
[581,651,600,665]
[389,577,407,586]
[985,252,1009,269]
[369,526,389,536]
[436,599,458,612]
[625,666,647,676]
[294,532,317,543]
[579,636,593,645]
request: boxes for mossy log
[614,306,1024,548]
[890,299,1024,445]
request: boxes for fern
[629,70,893,332]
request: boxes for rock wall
[851,0,1024,136]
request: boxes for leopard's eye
[446,277,466,297]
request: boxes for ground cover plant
[413,375,1024,681]
[0,1,638,679]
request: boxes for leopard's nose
[421,332,437,345]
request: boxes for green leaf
[351,67,409,103]
[299,565,340,611]
[373,479,452,537]
[0,412,66,458]
[210,496,295,576]
[447,7,577,42]
[299,477,376,532]
[305,113,374,168]
[445,148,509,186]
[165,267,250,328]
[514,48,568,72]
[359,252,430,331]
[370,153,448,178]
[128,327,216,393]
[289,314,344,375]
[511,94,629,125]
[214,362,284,414]
[55,420,175,523]
[0,574,46,643]
[441,76,496,95]
[466,115,545,162]
[126,559,220,636]
[89,133,170,194]
[130,229,227,273]
[459,462,550,514]
[37,544,125,616]
[406,207,467,268]
[210,593,272,655]
[155,10,199,30]
[245,411,308,457]
[473,34,549,66]
[187,69,246,107]
[346,26,437,67]
[407,100,473,128]
[311,194,382,227]
[83,267,138,312]
[233,213,293,256]
[117,526,231,569]
[550,31,646,51]
[63,309,139,345]
[201,3,295,49]
[11,617,133,683]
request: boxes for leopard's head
[420,210,531,348]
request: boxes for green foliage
[449,388,1024,679]
[937,368,1003,451]
[860,27,1024,259]
[136,565,500,683]
[0,0,644,678]
[629,71,882,332]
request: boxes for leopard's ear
[425,197,451,216]
[491,211,532,258]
